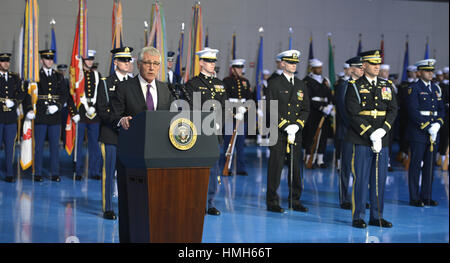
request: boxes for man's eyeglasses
[140,60,161,67]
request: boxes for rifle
[222,118,241,176]
[306,115,325,169]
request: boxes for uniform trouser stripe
[101,143,117,212]
[101,143,106,212]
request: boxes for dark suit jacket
[111,75,174,127]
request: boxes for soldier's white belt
[420,111,438,116]
[359,110,386,118]
[311,97,328,102]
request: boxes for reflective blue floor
[0,143,448,243]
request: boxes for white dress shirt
[138,74,158,109]
[283,72,294,85]
[115,71,128,82]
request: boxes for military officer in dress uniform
[345,50,397,228]
[75,50,102,180]
[380,64,397,171]
[221,59,252,176]
[303,58,334,168]
[24,49,69,182]
[96,46,133,220]
[396,65,418,165]
[335,56,364,209]
[267,52,284,82]
[266,49,310,213]
[167,51,181,85]
[185,47,228,216]
[0,53,26,182]
[406,59,445,207]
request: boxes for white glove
[287,133,296,144]
[322,104,333,115]
[237,106,247,114]
[215,123,220,131]
[5,99,14,108]
[47,105,59,114]
[284,124,300,135]
[235,112,244,121]
[80,96,88,105]
[87,106,96,116]
[430,132,437,143]
[371,139,382,153]
[428,123,441,135]
[370,128,387,142]
[257,109,263,117]
[26,111,35,120]
[72,114,80,123]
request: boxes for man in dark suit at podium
[111,46,174,242]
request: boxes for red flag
[66,0,88,155]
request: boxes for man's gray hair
[138,46,161,62]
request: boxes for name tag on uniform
[420,92,428,95]
[109,85,115,91]
[198,86,208,90]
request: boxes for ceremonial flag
[380,34,384,64]
[288,27,293,50]
[424,37,430,59]
[174,23,184,78]
[255,27,264,102]
[65,0,88,155]
[231,31,236,60]
[110,0,123,75]
[306,33,313,75]
[357,33,362,55]
[20,0,39,170]
[184,2,203,82]
[328,33,336,89]
[204,27,209,48]
[148,1,168,82]
[50,20,57,64]
[401,36,409,82]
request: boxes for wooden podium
[117,111,219,243]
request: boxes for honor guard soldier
[185,47,228,216]
[25,49,69,182]
[221,59,252,176]
[267,52,284,82]
[345,50,398,228]
[75,50,102,181]
[58,64,80,148]
[266,49,310,213]
[335,56,364,209]
[406,59,445,207]
[396,65,418,165]
[380,64,397,171]
[0,53,26,182]
[167,51,181,85]
[97,46,133,220]
[303,58,334,168]
[437,67,449,166]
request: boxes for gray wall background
[1,0,448,81]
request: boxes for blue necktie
[146,84,155,111]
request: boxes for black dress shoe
[34,175,43,182]
[290,203,308,212]
[236,171,248,176]
[318,163,328,169]
[91,175,102,180]
[75,174,83,181]
[352,219,367,228]
[103,211,117,220]
[267,205,284,213]
[340,202,352,210]
[5,176,15,183]
[369,218,393,228]
[207,207,221,215]
[51,175,61,182]
[409,200,424,207]
[388,166,394,172]
[366,203,370,209]
[422,199,438,206]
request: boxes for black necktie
[290,77,294,86]
[371,81,376,87]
